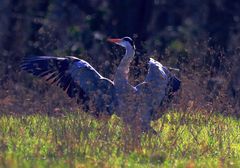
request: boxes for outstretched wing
[136,58,181,119]
[20,56,115,116]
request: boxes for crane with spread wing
[21,37,181,133]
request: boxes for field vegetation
[0,111,240,167]
[1,0,240,167]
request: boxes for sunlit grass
[0,111,240,167]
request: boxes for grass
[0,111,240,168]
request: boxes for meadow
[0,111,240,168]
[1,0,240,167]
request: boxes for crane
[20,37,181,133]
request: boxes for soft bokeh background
[0,0,239,116]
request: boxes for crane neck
[114,45,135,84]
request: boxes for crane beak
[107,38,122,44]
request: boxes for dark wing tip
[169,76,181,92]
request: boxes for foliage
[0,0,240,116]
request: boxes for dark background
[0,0,239,116]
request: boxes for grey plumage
[20,56,115,116]
[20,37,181,132]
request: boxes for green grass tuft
[0,111,240,167]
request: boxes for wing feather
[136,58,181,119]
[20,56,115,116]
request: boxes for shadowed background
[0,0,239,116]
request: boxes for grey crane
[20,37,181,132]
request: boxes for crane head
[107,37,135,50]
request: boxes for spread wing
[20,56,115,116]
[136,58,181,119]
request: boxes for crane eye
[122,37,134,48]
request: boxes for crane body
[21,37,181,132]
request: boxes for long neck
[114,45,135,83]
